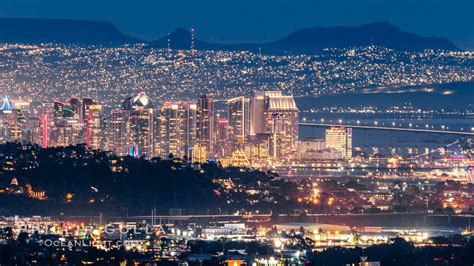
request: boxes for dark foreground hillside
[0,142,297,216]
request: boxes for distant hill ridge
[0,18,140,45]
[264,22,459,52]
[0,18,460,52]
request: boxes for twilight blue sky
[0,0,473,50]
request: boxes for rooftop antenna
[167,33,171,58]
[191,27,195,56]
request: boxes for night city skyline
[0,1,473,265]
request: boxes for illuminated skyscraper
[108,109,129,156]
[325,127,352,159]
[264,93,299,159]
[49,97,102,148]
[82,97,95,121]
[83,101,102,150]
[250,91,267,135]
[228,96,250,145]
[30,115,47,148]
[53,100,69,126]
[0,95,26,143]
[215,118,230,158]
[35,103,54,148]
[250,91,299,160]
[69,97,82,120]
[195,94,214,161]
[122,92,154,157]
[158,102,197,159]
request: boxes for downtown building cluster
[0,91,302,166]
[0,96,103,150]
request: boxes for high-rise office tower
[53,99,68,127]
[264,93,299,159]
[122,92,154,158]
[182,103,198,159]
[325,127,352,159]
[195,94,214,161]
[76,97,102,149]
[82,97,95,122]
[84,102,102,150]
[159,103,181,158]
[158,102,197,159]
[215,118,230,158]
[69,97,82,120]
[108,109,129,156]
[36,103,54,148]
[0,95,26,143]
[52,99,75,147]
[228,96,250,145]
[10,98,31,143]
[249,91,299,160]
[50,97,101,148]
[250,91,266,135]
[29,115,44,146]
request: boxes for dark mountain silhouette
[151,22,459,53]
[264,22,459,53]
[0,18,459,52]
[0,18,140,45]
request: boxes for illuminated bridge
[299,122,474,136]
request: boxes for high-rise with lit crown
[249,91,299,160]
[0,95,26,143]
[122,92,154,158]
[264,92,299,159]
